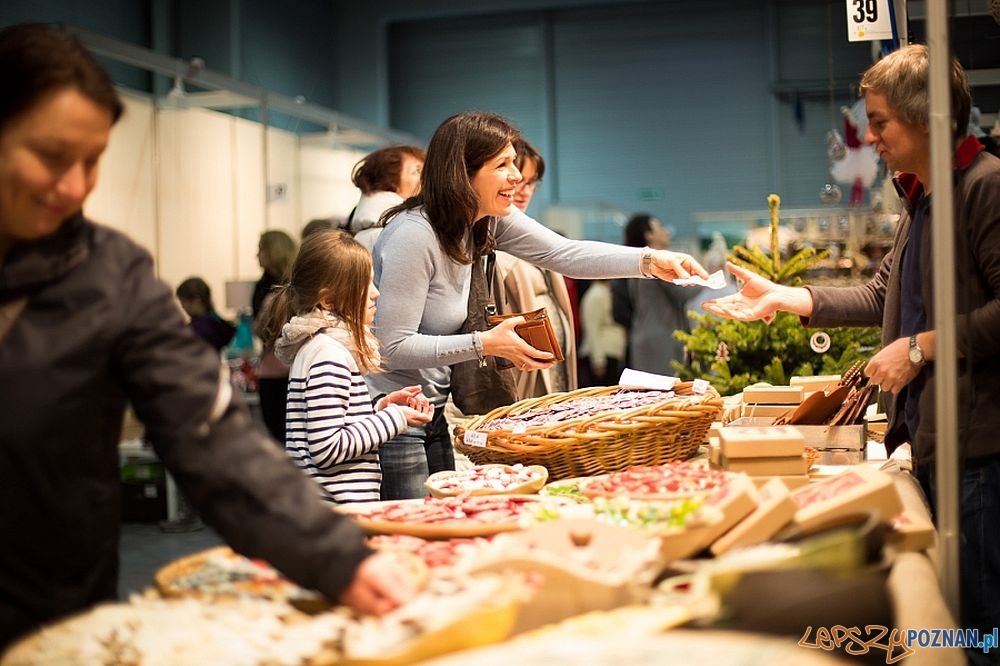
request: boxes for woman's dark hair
[624,213,655,248]
[352,144,426,195]
[384,112,521,265]
[514,138,545,181]
[176,277,215,313]
[0,23,124,131]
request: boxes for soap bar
[718,425,805,459]
[789,374,841,393]
[723,455,810,476]
[887,510,936,552]
[742,385,804,405]
[790,465,903,532]
[711,478,797,555]
[741,404,796,419]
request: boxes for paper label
[672,269,727,289]
[463,430,489,448]
[845,0,893,42]
[618,368,679,391]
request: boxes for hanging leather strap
[0,297,28,346]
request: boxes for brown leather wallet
[486,307,565,362]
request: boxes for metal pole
[925,0,961,619]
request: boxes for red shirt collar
[895,135,985,201]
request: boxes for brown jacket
[806,138,1000,464]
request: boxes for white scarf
[274,308,380,371]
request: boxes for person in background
[612,213,699,375]
[176,276,236,353]
[348,144,426,252]
[253,229,297,445]
[0,23,417,651]
[578,279,627,386]
[259,230,432,503]
[494,139,577,398]
[302,216,346,240]
[703,44,1000,666]
[370,111,708,500]
[162,276,238,533]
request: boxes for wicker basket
[453,383,722,481]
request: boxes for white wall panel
[232,118,266,281]
[86,93,157,257]
[265,127,300,239]
[156,107,237,308]
[299,144,367,223]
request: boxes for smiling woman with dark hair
[368,111,709,500]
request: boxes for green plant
[673,194,881,396]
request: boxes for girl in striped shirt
[260,230,433,503]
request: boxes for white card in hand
[672,269,727,289]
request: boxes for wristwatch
[908,334,925,367]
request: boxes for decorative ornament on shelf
[819,183,843,206]
[830,100,879,208]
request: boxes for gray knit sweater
[368,206,645,406]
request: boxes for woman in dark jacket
[0,24,415,651]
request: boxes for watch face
[909,347,923,364]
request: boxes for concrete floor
[118,522,222,598]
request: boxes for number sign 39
[846,0,893,42]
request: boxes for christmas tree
[673,194,880,396]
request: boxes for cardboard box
[742,385,804,405]
[740,404,796,419]
[887,510,936,552]
[660,474,758,561]
[711,478,797,555]
[728,418,865,465]
[789,374,841,393]
[749,474,811,491]
[718,425,805,459]
[723,455,810,476]
[790,465,903,532]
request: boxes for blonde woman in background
[494,139,577,398]
[253,229,298,444]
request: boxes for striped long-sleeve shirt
[285,334,406,503]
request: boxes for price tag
[692,378,711,395]
[463,430,488,448]
[618,368,678,391]
[845,0,893,42]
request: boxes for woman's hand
[701,262,813,322]
[480,317,556,371]
[649,250,710,281]
[338,551,420,615]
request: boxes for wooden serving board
[425,464,549,498]
[337,495,556,539]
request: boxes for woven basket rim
[456,383,721,443]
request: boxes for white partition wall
[156,106,240,306]
[82,94,367,315]
[86,92,158,256]
[299,143,368,223]
[232,116,267,284]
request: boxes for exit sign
[638,187,664,202]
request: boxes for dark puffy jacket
[0,215,371,649]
